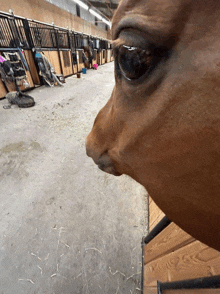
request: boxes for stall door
[144,198,220,294]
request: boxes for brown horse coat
[86,0,220,251]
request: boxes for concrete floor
[0,62,148,294]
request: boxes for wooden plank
[73,64,77,74]
[149,200,161,224]
[104,49,108,63]
[149,207,164,229]
[105,50,107,63]
[144,223,195,264]
[0,80,7,99]
[43,51,61,75]
[77,50,84,72]
[60,50,73,77]
[4,80,15,92]
[102,50,106,64]
[99,51,102,65]
[26,70,34,88]
[84,51,91,69]
[163,289,220,294]
[1,0,109,40]
[144,241,220,287]
[92,49,98,66]
[149,201,164,227]
[97,51,101,65]
[5,69,34,92]
[144,286,157,294]
[1,51,34,92]
[23,50,40,85]
[107,49,110,62]
[149,198,165,231]
[50,51,62,74]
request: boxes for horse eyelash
[112,40,151,56]
[112,39,135,50]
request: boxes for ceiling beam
[105,1,114,17]
[89,1,118,9]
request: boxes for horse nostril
[85,138,102,163]
[85,136,94,158]
[86,145,92,158]
[86,136,121,176]
[97,154,121,176]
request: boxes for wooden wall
[149,196,165,232]
[102,50,106,64]
[144,225,220,293]
[106,49,111,63]
[77,50,84,72]
[144,197,220,294]
[23,50,40,85]
[97,51,101,65]
[43,51,62,75]
[72,61,78,75]
[0,47,113,99]
[0,50,35,94]
[92,49,98,66]
[0,80,7,99]
[1,0,110,39]
[5,70,34,92]
[0,0,113,96]
[60,50,73,77]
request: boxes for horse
[86,0,220,251]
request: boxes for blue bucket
[82,68,87,74]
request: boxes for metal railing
[0,10,112,83]
[0,11,111,51]
[0,16,17,48]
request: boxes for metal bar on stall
[73,34,79,73]
[158,275,220,293]
[22,18,34,48]
[12,17,23,47]
[7,18,18,47]
[144,216,171,244]
[0,9,112,85]
[54,28,63,75]
[67,30,73,73]
[0,18,12,47]
[0,48,19,51]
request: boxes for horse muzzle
[86,137,121,176]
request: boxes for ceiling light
[102,18,112,27]
[73,0,89,10]
[89,8,102,20]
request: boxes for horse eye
[118,45,153,80]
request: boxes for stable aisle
[0,63,148,294]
